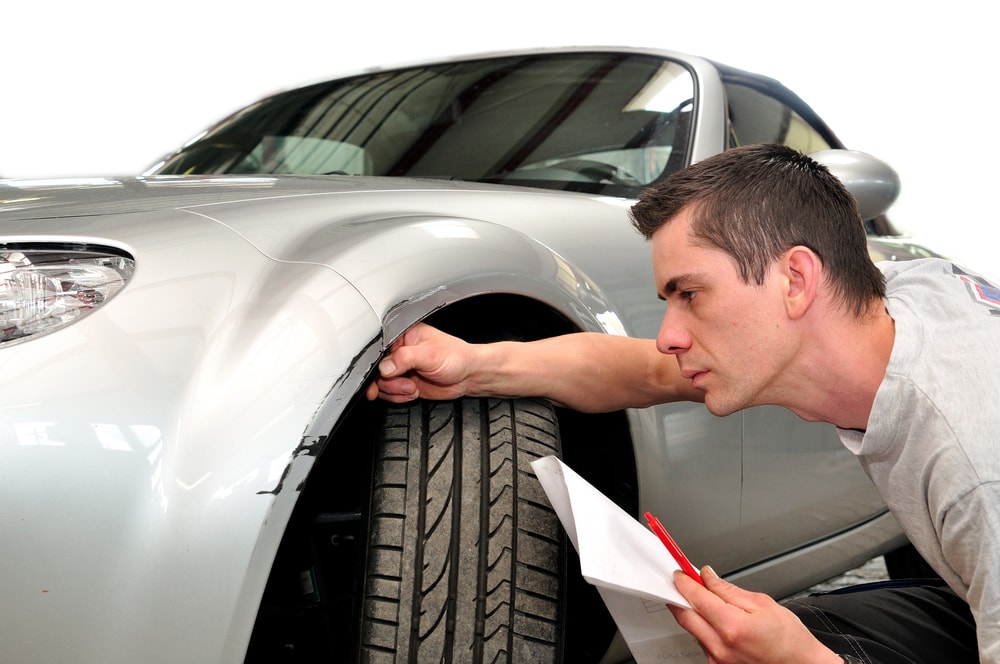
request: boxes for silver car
[1,47,934,663]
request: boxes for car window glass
[152,53,696,198]
[724,83,831,154]
[237,136,371,175]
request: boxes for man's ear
[782,246,821,320]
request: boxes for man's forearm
[470,333,703,412]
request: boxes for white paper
[530,455,705,664]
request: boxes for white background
[2,1,995,276]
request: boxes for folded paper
[530,455,705,663]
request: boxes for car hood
[0,174,534,221]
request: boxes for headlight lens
[0,245,135,345]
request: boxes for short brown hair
[628,143,885,317]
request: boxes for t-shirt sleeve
[941,481,1000,663]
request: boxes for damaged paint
[256,434,328,495]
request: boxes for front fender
[0,208,382,663]
[319,213,626,341]
[192,189,636,341]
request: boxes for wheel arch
[311,210,647,513]
[245,212,648,659]
[244,290,641,659]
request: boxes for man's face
[651,208,793,416]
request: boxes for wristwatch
[840,656,865,663]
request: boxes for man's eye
[680,290,696,302]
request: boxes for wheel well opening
[244,293,639,662]
[422,293,576,343]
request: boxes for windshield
[151,52,695,198]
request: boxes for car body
[1,47,936,662]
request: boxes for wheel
[360,397,565,662]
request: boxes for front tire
[360,398,564,662]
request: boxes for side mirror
[810,149,901,221]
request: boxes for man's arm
[366,322,703,412]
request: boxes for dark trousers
[782,580,977,663]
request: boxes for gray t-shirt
[838,258,1000,661]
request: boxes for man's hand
[365,323,477,402]
[669,566,842,664]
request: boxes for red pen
[644,511,704,586]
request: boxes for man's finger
[698,565,774,613]
[378,357,399,377]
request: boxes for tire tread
[359,398,562,663]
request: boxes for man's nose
[656,309,691,355]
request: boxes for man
[367,144,996,663]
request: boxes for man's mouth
[681,368,708,387]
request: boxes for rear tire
[360,398,565,662]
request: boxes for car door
[737,406,885,564]
[638,402,745,574]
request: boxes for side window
[724,83,831,154]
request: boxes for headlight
[0,245,135,345]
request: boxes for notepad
[530,455,705,663]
